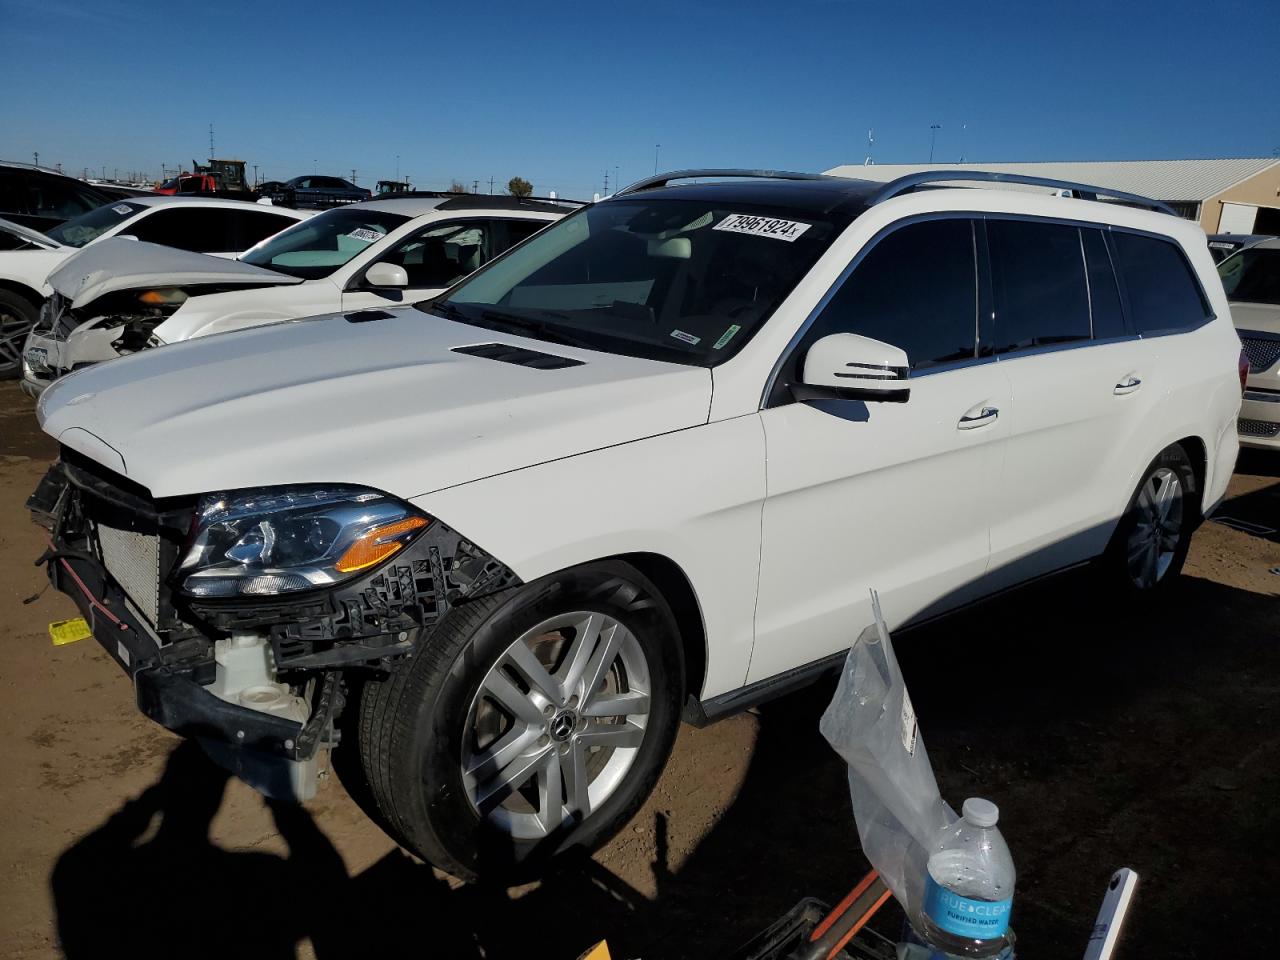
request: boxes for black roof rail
[617,168,832,196]
[867,170,1176,216]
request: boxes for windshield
[239,208,410,279]
[46,201,147,248]
[426,198,846,366]
[1218,247,1280,305]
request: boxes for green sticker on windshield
[713,324,742,350]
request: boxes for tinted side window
[501,218,547,251]
[808,218,978,369]
[1083,229,1125,339]
[988,220,1089,352]
[1111,232,1211,334]
[232,210,299,250]
[129,209,234,252]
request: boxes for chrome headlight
[179,486,430,597]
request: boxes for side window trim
[762,212,983,408]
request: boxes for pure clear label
[923,875,1012,939]
[713,214,812,242]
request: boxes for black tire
[357,559,684,881]
[0,289,38,380]
[1097,442,1199,596]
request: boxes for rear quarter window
[1111,231,1211,335]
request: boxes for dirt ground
[1,378,1277,960]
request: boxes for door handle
[1114,375,1142,396]
[958,405,999,430]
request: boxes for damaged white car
[3,197,307,380]
[28,170,1242,881]
[20,195,571,396]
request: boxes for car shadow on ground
[49,572,1280,959]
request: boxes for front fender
[414,415,767,700]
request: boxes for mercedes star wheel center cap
[550,711,577,742]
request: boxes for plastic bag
[819,591,954,920]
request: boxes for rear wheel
[0,289,38,380]
[357,560,683,881]
[1100,443,1198,594]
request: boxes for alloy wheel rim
[461,610,651,840]
[0,310,28,370]
[1126,467,1183,589]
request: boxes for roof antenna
[864,129,874,166]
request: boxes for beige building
[824,158,1280,235]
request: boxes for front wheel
[0,290,38,380]
[357,560,683,881]
[1099,443,1199,594]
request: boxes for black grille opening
[1239,417,1280,439]
[452,342,583,370]
[1241,336,1280,374]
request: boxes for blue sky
[2,0,1277,197]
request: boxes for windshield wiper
[427,301,594,350]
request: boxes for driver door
[749,217,1010,683]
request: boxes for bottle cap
[962,797,999,827]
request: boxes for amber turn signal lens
[139,288,188,306]
[334,516,429,573]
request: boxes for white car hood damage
[38,307,712,499]
[48,238,300,308]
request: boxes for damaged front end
[25,287,214,397]
[27,451,521,800]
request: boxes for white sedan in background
[1,198,308,379]
[21,194,574,396]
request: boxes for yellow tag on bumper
[49,618,93,646]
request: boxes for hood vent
[345,310,396,323]
[452,342,583,370]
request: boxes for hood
[38,307,712,499]
[0,216,61,249]
[1231,301,1280,336]
[49,238,301,308]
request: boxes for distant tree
[508,176,533,198]
[448,180,469,194]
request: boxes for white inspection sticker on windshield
[347,228,385,244]
[713,213,812,242]
[112,204,132,216]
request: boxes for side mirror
[793,333,910,403]
[364,262,408,289]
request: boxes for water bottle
[915,797,1016,958]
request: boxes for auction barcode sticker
[347,228,385,244]
[900,690,918,756]
[713,213,812,242]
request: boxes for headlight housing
[179,486,430,597]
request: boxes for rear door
[751,217,1011,683]
[983,218,1152,589]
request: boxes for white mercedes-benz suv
[27,170,1243,880]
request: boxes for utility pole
[395,155,399,179]
[33,151,38,168]
[488,176,495,194]
[253,163,258,187]
[473,179,479,194]
[603,168,609,194]
[209,123,215,159]
[351,168,357,184]
[928,123,941,164]
[654,143,661,174]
